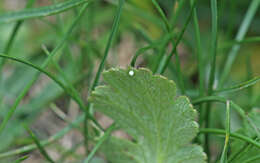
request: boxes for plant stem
[220,101,230,163]
[84,0,125,154]
[219,0,260,87]
[157,1,196,74]
[199,128,260,149]
[0,115,84,159]
[25,126,55,163]
[83,124,116,163]
[205,0,218,158]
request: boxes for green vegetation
[0,0,260,162]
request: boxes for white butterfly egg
[129,70,134,76]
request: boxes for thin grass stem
[0,115,84,159]
[220,101,230,163]
[205,0,218,158]
[157,1,196,74]
[25,126,55,163]
[199,128,260,149]
[83,124,116,163]
[219,0,260,87]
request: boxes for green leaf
[0,0,89,23]
[90,68,206,163]
[229,108,260,163]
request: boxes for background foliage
[0,0,260,162]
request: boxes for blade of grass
[2,0,36,55]
[42,45,101,154]
[191,0,205,128]
[204,0,218,158]
[0,0,37,106]
[132,23,153,44]
[228,141,255,162]
[208,0,218,95]
[0,1,94,136]
[219,0,260,87]
[152,31,174,73]
[57,141,83,163]
[220,36,260,49]
[152,0,187,92]
[244,155,260,163]
[106,0,163,28]
[157,1,196,74]
[0,56,50,135]
[150,0,187,91]
[220,101,231,163]
[14,155,29,163]
[90,0,125,91]
[199,128,260,149]
[246,54,253,104]
[192,96,246,118]
[130,45,154,67]
[50,103,70,123]
[175,49,185,94]
[83,124,116,163]
[0,115,84,159]
[0,0,89,23]
[214,76,260,94]
[84,0,125,155]
[193,95,260,140]
[0,54,102,131]
[192,1,204,98]
[225,0,237,38]
[41,45,86,111]
[170,0,186,27]
[25,126,55,163]
[246,116,260,139]
[151,0,170,31]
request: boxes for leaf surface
[90,68,206,163]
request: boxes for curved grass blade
[0,0,89,23]
[0,0,37,107]
[0,115,84,159]
[199,128,260,149]
[0,53,101,130]
[157,1,196,74]
[219,0,260,87]
[25,126,55,163]
[130,45,154,67]
[193,96,260,141]
[0,1,95,136]
[41,45,86,112]
[220,101,231,163]
[0,55,51,135]
[192,96,246,118]
[215,76,260,94]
